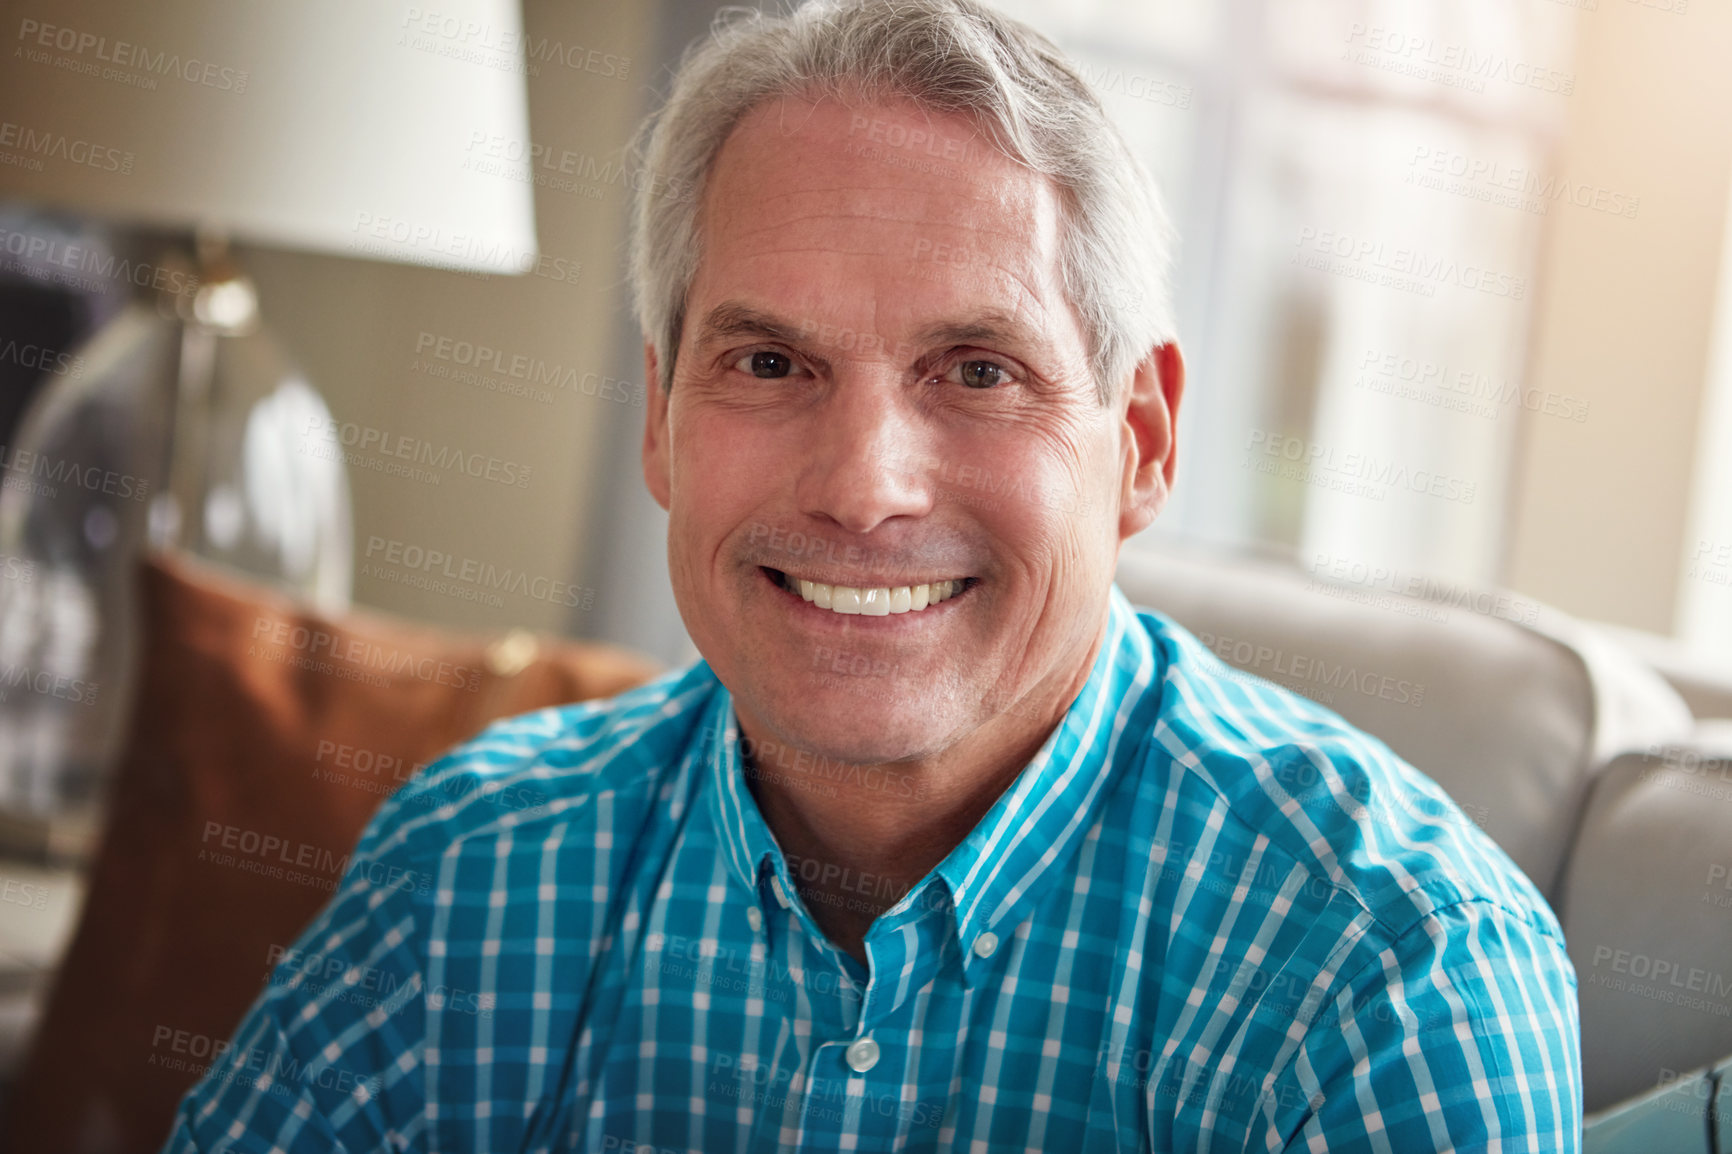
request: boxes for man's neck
[744,731,1039,964]
[735,638,1104,966]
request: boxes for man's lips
[760,566,973,616]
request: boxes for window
[994,0,1579,587]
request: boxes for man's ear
[642,342,672,511]
[1118,341,1185,541]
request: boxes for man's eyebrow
[690,302,1045,362]
[910,310,1043,353]
[691,302,810,349]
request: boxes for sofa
[1113,540,1732,1133]
[9,540,1731,1149]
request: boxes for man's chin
[742,683,967,772]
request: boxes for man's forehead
[691,96,1073,361]
[705,95,1061,254]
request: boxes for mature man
[167,0,1580,1149]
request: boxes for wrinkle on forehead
[692,93,1082,374]
[708,95,1061,257]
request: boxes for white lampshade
[0,0,536,272]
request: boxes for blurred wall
[569,0,756,668]
[1506,0,1732,634]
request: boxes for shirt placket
[782,938,895,1149]
[808,883,956,1151]
[731,864,858,1153]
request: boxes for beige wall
[1506,0,1732,633]
[236,0,654,635]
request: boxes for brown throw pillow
[0,549,661,1154]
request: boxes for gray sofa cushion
[1561,724,1732,1111]
[1114,542,1692,904]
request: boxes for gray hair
[627,0,1177,403]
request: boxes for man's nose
[795,376,932,535]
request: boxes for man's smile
[760,565,974,616]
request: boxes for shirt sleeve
[158,801,433,1154]
[1269,898,1582,1153]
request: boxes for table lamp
[0,0,537,846]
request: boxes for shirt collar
[933,585,1159,983]
[703,694,783,907]
[703,584,1161,986]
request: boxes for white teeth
[781,573,964,616]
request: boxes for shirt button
[771,876,791,908]
[973,931,999,959]
[845,1036,880,1073]
[746,906,763,932]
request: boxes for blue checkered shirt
[165,585,1581,1152]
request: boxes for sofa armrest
[1560,727,1732,1111]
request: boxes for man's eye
[948,360,1013,389]
[734,350,796,379]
